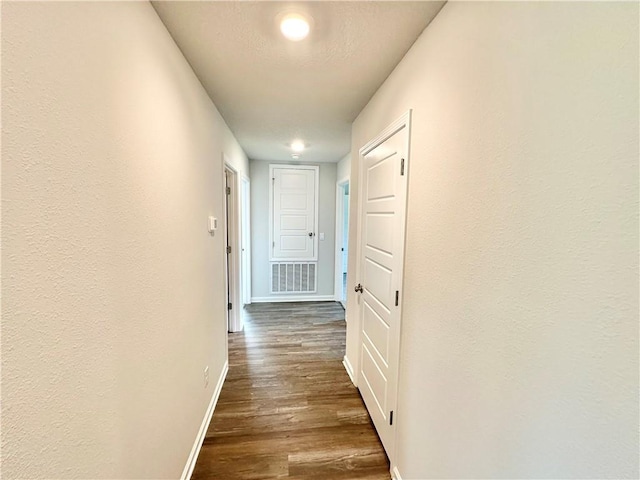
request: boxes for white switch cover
[208,216,218,233]
[320,232,325,241]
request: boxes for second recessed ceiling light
[291,140,305,152]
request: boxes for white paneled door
[356,112,410,460]
[271,165,318,261]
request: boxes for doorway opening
[334,179,350,308]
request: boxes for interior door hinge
[395,290,399,306]
[226,186,231,195]
[400,158,405,176]
[390,410,394,426]
[228,302,232,310]
[227,245,231,254]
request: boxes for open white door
[355,111,411,459]
[224,163,242,332]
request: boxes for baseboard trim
[343,355,356,386]
[391,466,402,480]
[181,360,228,480]
[251,295,336,303]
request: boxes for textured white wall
[250,160,337,300]
[1,2,247,478]
[347,2,639,478]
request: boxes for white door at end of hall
[271,166,318,261]
[356,114,410,459]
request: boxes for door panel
[281,215,307,230]
[356,114,410,460]
[363,302,390,363]
[280,171,308,189]
[367,156,396,201]
[361,344,388,413]
[366,214,394,254]
[280,193,308,207]
[280,236,307,251]
[364,258,392,308]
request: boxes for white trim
[269,164,320,262]
[359,111,412,157]
[181,361,229,480]
[250,295,335,303]
[391,466,402,480]
[343,355,356,386]
[334,178,350,304]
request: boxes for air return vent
[271,262,317,294]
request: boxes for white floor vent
[271,262,317,294]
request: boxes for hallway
[192,302,390,479]
[3,2,638,479]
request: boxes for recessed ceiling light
[280,14,310,41]
[291,140,305,153]
[292,154,300,159]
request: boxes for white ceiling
[152,1,445,163]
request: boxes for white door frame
[334,176,350,307]
[354,110,412,466]
[223,158,242,333]
[241,176,251,306]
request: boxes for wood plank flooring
[192,301,390,480]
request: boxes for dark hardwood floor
[192,301,390,480]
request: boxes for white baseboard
[391,466,402,480]
[343,355,356,386]
[181,361,228,480]
[250,295,336,303]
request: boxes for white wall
[1,2,248,478]
[337,152,351,183]
[346,2,639,478]
[250,160,336,300]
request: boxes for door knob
[308,232,315,237]
[354,283,363,293]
